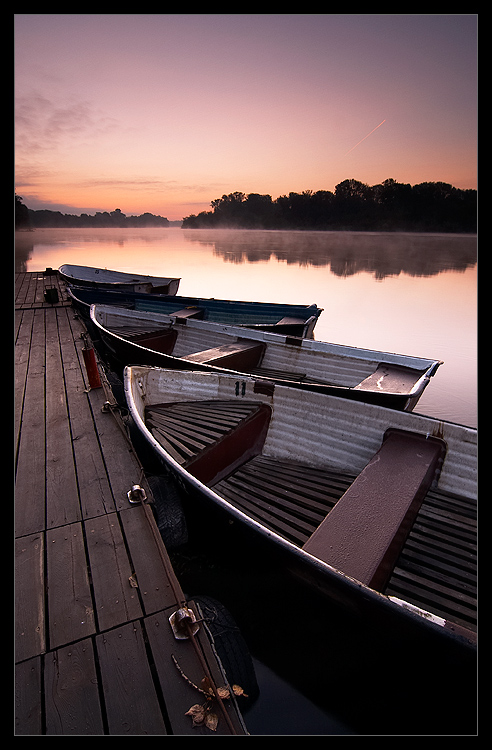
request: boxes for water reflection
[15,228,476,279]
[183,229,476,278]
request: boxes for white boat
[124,366,477,652]
[59,263,180,294]
[92,304,442,411]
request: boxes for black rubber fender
[192,595,259,708]
[147,474,188,549]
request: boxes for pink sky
[15,14,477,221]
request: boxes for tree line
[15,177,477,233]
[15,197,170,229]
[182,179,476,233]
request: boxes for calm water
[16,227,477,427]
[15,228,477,735]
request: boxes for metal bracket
[127,484,147,504]
[169,606,200,640]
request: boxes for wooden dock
[14,271,247,736]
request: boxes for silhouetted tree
[15,194,31,229]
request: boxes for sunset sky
[15,14,477,221]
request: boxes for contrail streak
[344,119,386,156]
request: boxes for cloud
[15,91,119,154]
[77,177,226,196]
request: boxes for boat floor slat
[385,569,477,631]
[249,367,308,383]
[219,473,327,527]
[147,412,225,444]
[213,456,352,545]
[415,506,476,535]
[232,463,349,510]
[214,483,312,545]
[384,486,477,630]
[403,526,477,562]
[396,545,476,587]
[389,564,476,604]
[149,401,260,427]
[150,428,193,464]
[111,326,168,337]
[151,423,211,454]
[150,411,245,434]
[241,455,354,490]
[411,510,476,537]
[250,366,342,387]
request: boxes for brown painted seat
[354,363,425,395]
[130,328,178,354]
[274,316,306,328]
[171,307,205,320]
[302,429,447,591]
[184,341,265,370]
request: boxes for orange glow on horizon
[15,14,477,220]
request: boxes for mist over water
[16,227,477,427]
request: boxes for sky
[14,13,478,221]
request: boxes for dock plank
[119,505,182,615]
[45,309,81,528]
[15,533,45,662]
[14,309,34,446]
[85,513,143,631]
[57,307,116,518]
[15,309,46,537]
[46,522,96,650]
[96,621,168,736]
[44,639,105,735]
[15,658,43,735]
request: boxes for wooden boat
[124,366,477,652]
[59,263,181,294]
[66,284,323,338]
[92,304,442,411]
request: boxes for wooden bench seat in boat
[183,341,266,370]
[128,328,178,354]
[170,307,205,320]
[302,429,447,591]
[273,316,308,330]
[354,363,426,395]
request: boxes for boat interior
[130,369,476,635]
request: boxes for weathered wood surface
[15,272,246,735]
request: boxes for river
[16,227,477,428]
[15,227,477,734]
